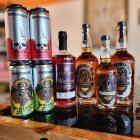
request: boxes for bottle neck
[116,29,127,51]
[81,30,92,53]
[100,40,111,63]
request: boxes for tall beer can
[5,4,30,61]
[29,7,52,60]
[9,61,34,118]
[32,60,54,114]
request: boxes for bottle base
[116,98,133,107]
[78,98,97,108]
[34,109,54,115]
[11,112,33,120]
[55,99,76,109]
[97,103,116,111]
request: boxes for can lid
[28,7,49,14]
[10,60,31,66]
[32,60,51,65]
[6,4,27,11]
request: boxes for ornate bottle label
[11,78,33,116]
[33,64,54,112]
[115,62,132,98]
[77,64,93,98]
[98,74,116,107]
[56,63,75,99]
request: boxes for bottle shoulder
[52,53,75,64]
[111,51,135,62]
[77,53,98,61]
[96,62,116,73]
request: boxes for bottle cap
[117,21,127,30]
[82,24,90,32]
[101,35,110,41]
[58,31,67,50]
[59,31,67,39]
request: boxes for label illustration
[77,64,93,98]
[6,11,30,60]
[98,74,116,107]
[30,14,50,50]
[8,11,29,49]
[11,78,33,116]
[116,62,132,98]
[35,77,54,112]
[56,63,75,99]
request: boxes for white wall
[128,0,140,78]
[42,0,140,79]
[42,0,84,57]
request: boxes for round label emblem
[11,78,32,106]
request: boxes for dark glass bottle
[96,35,117,111]
[111,21,135,107]
[76,24,98,107]
[52,31,76,109]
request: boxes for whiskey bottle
[52,31,76,109]
[76,24,98,107]
[96,35,117,110]
[111,21,135,107]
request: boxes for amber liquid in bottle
[96,35,117,111]
[52,31,76,109]
[111,21,135,107]
[76,24,98,107]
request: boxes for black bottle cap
[10,60,31,66]
[6,4,27,11]
[117,21,127,30]
[29,7,49,14]
[82,24,90,29]
[101,35,110,41]
[82,24,90,32]
[58,31,67,50]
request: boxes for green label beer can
[32,61,54,113]
[9,61,34,118]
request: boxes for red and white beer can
[5,4,30,61]
[29,7,52,60]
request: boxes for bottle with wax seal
[52,31,76,109]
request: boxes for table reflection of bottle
[97,110,133,135]
[54,106,77,127]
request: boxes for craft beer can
[5,4,30,61]
[32,60,54,113]
[29,7,52,60]
[9,61,34,118]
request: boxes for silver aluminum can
[29,7,52,60]
[5,4,30,60]
[9,61,34,118]
[32,60,54,113]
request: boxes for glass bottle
[76,24,98,108]
[52,31,76,109]
[111,21,135,107]
[96,35,117,110]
